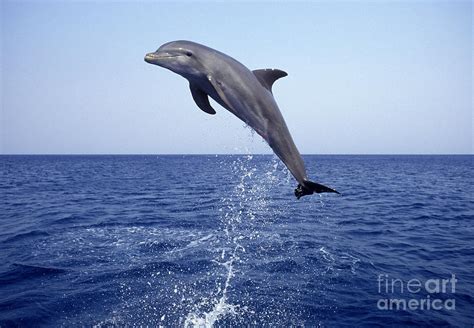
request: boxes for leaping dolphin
[145,40,339,199]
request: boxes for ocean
[0,155,472,327]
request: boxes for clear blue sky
[1,1,472,154]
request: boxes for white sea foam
[182,154,284,327]
[184,245,244,328]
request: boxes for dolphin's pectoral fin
[252,69,288,94]
[189,83,216,115]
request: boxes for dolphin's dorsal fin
[189,83,216,115]
[252,69,288,93]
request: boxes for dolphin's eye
[186,51,193,57]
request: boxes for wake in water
[183,154,290,327]
[183,245,244,327]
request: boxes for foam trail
[183,155,269,326]
[184,244,244,327]
[182,152,292,327]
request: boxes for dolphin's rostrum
[145,40,339,198]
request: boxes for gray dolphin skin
[145,40,339,198]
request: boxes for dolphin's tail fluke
[294,180,340,199]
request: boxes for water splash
[182,154,287,327]
[183,245,244,327]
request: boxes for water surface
[0,155,472,326]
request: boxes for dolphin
[145,40,339,198]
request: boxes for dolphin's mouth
[145,52,180,64]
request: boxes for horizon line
[0,153,472,156]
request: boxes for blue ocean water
[0,155,472,327]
